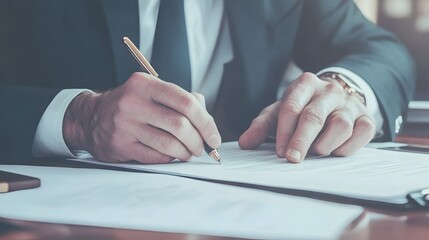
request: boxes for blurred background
[356,0,429,101]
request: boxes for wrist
[63,91,101,151]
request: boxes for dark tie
[151,0,191,91]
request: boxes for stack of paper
[0,165,362,240]
[71,142,429,206]
[407,101,429,123]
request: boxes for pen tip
[209,149,222,164]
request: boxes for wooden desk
[1,208,428,240]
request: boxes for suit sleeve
[293,0,416,141]
[0,2,61,163]
[0,85,61,163]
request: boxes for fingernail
[287,149,302,162]
[208,135,221,147]
[277,145,286,157]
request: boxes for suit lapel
[102,0,140,84]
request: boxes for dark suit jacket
[0,0,415,163]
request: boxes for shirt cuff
[317,67,384,138]
[32,89,92,158]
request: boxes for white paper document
[71,142,429,205]
[0,166,362,240]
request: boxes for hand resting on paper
[239,73,376,163]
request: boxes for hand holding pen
[62,38,222,164]
[123,37,222,163]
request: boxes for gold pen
[123,36,221,164]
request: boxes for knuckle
[128,73,146,87]
[160,136,177,151]
[325,82,344,95]
[192,92,203,98]
[192,92,205,102]
[285,80,299,94]
[280,101,303,116]
[129,72,141,82]
[332,114,354,132]
[159,105,172,118]
[180,94,197,115]
[302,107,326,127]
[277,131,294,141]
[130,72,143,79]
[290,138,309,151]
[284,84,306,99]
[358,117,375,134]
[171,116,188,131]
[300,72,317,83]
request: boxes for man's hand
[63,72,221,163]
[239,72,375,163]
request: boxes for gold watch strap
[318,72,366,105]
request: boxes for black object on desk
[0,170,40,193]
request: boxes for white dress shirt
[32,0,384,158]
